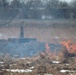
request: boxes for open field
[0,19,76,75]
[0,19,76,43]
[0,19,76,28]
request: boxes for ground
[0,19,76,43]
[0,19,76,75]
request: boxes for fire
[40,43,57,59]
[40,41,76,60]
[61,40,76,53]
[45,43,51,54]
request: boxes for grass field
[0,19,76,75]
[0,19,76,43]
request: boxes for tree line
[0,0,76,19]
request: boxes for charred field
[0,19,76,75]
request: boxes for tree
[44,0,60,18]
[22,0,43,19]
[71,0,76,18]
[2,0,8,7]
[58,2,70,18]
[10,0,21,8]
[0,0,9,7]
[44,0,71,19]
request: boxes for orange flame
[40,43,61,60]
[45,43,51,54]
[61,40,76,53]
[45,43,57,59]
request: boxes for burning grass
[61,40,76,58]
[1,40,76,75]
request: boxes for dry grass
[1,44,76,75]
